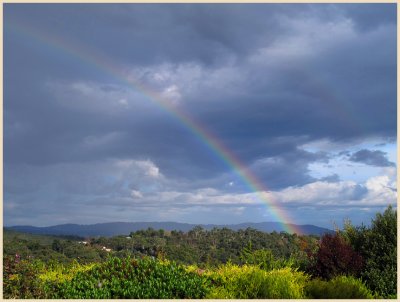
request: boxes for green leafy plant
[53,256,210,298]
[305,275,375,299]
[240,242,295,270]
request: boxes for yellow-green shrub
[240,246,296,271]
[37,260,96,296]
[38,260,95,283]
[305,275,375,299]
[206,263,309,299]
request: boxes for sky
[4,4,397,230]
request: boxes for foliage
[53,256,210,298]
[4,227,320,268]
[240,242,295,270]
[3,229,104,264]
[206,263,308,299]
[3,254,96,299]
[343,205,397,298]
[38,260,95,284]
[98,227,319,266]
[3,255,48,299]
[305,275,375,299]
[310,232,363,279]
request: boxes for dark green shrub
[53,256,210,298]
[305,275,375,299]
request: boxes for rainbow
[6,19,301,234]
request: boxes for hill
[7,221,333,237]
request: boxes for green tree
[51,240,63,254]
[343,205,397,298]
[362,205,397,298]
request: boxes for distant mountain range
[7,221,333,237]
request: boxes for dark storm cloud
[5,4,396,166]
[250,148,329,190]
[4,4,288,67]
[4,4,397,225]
[341,3,396,31]
[189,20,396,143]
[349,149,396,167]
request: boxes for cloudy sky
[4,4,397,229]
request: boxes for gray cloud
[319,174,340,183]
[349,149,396,167]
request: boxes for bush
[311,233,363,279]
[53,256,210,298]
[3,256,97,299]
[3,256,48,299]
[305,275,375,299]
[240,244,295,271]
[206,263,308,299]
[37,260,95,295]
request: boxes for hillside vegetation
[3,206,396,299]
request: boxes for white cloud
[362,172,397,206]
[269,169,396,208]
[131,190,143,199]
[125,61,244,107]
[272,181,360,205]
[135,160,161,178]
[134,168,396,211]
[160,85,181,104]
[113,159,162,179]
[153,189,259,207]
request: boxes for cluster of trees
[308,205,397,298]
[3,231,108,264]
[4,226,320,268]
[91,227,320,266]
